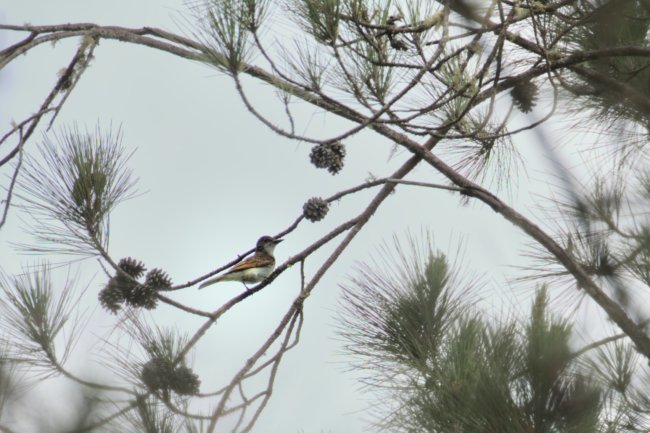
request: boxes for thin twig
[572,318,650,359]
[0,134,24,230]
[385,178,465,192]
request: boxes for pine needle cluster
[16,124,136,256]
[339,236,640,432]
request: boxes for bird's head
[256,235,282,254]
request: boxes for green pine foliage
[340,238,636,432]
[16,124,136,255]
[562,0,650,130]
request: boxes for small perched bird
[198,236,282,289]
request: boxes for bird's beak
[274,238,283,244]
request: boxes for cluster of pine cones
[98,258,172,313]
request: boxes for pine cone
[112,273,136,299]
[118,257,146,278]
[511,80,539,113]
[126,284,158,310]
[389,35,409,51]
[99,262,144,313]
[141,358,200,396]
[303,197,329,222]
[98,283,124,314]
[171,365,201,396]
[330,141,345,156]
[309,142,346,175]
[310,144,334,169]
[141,358,174,392]
[145,268,172,290]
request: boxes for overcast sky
[0,1,600,432]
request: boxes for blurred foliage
[340,236,650,432]
[0,265,82,375]
[562,0,650,130]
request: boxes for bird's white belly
[238,265,273,283]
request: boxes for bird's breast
[240,265,274,283]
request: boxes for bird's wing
[225,254,274,274]
[198,254,275,289]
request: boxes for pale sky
[0,1,591,432]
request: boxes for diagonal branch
[207,132,444,433]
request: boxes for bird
[198,236,282,289]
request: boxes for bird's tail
[198,275,225,289]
